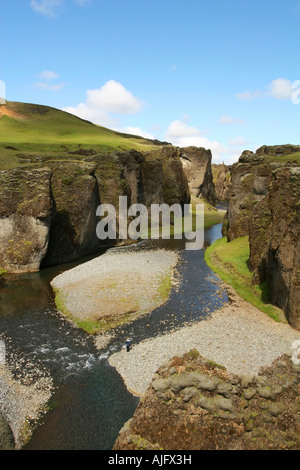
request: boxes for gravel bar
[109,286,300,397]
[51,249,179,325]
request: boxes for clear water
[0,222,227,450]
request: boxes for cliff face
[249,166,300,329]
[180,147,216,205]
[0,168,54,272]
[212,163,231,202]
[42,161,100,267]
[0,146,191,272]
[114,351,300,450]
[224,146,300,329]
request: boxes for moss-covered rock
[180,146,216,205]
[42,161,100,267]
[0,168,54,272]
[114,352,300,450]
[0,413,15,450]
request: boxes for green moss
[6,239,34,263]
[205,359,227,370]
[187,349,200,360]
[205,236,283,322]
[157,273,172,301]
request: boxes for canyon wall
[0,147,191,272]
[179,147,216,205]
[224,146,300,329]
[212,163,231,202]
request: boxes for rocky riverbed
[0,345,53,449]
[109,284,300,397]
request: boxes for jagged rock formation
[212,163,231,202]
[42,161,100,267]
[180,147,216,205]
[0,168,54,272]
[249,166,300,329]
[0,147,191,271]
[224,145,300,329]
[114,350,300,450]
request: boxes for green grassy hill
[0,101,162,169]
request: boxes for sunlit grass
[0,101,158,169]
[205,236,285,323]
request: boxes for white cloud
[39,70,59,80]
[164,120,231,163]
[266,78,294,100]
[219,114,245,125]
[237,78,295,101]
[86,80,143,115]
[164,120,252,164]
[229,136,248,147]
[236,90,261,100]
[116,127,154,140]
[30,0,91,16]
[30,0,63,17]
[34,81,65,91]
[63,80,143,127]
[63,102,118,127]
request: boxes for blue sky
[1,0,300,163]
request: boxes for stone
[168,372,202,393]
[217,382,233,398]
[152,377,171,392]
[182,387,199,402]
[0,413,15,450]
[214,396,234,413]
[269,403,285,417]
[243,388,257,400]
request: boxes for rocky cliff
[0,146,191,272]
[212,163,231,202]
[0,168,54,272]
[113,350,300,450]
[180,147,216,205]
[224,145,300,329]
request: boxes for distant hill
[0,101,165,170]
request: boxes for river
[0,222,228,450]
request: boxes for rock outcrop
[0,168,54,272]
[249,166,300,329]
[180,147,216,205]
[212,163,231,202]
[0,146,191,272]
[224,146,300,329]
[114,350,300,450]
[42,161,100,267]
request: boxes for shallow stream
[0,222,228,450]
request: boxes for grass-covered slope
[0,101,160,169]
[205,236,285,323]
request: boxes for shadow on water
[0,222,227,450]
